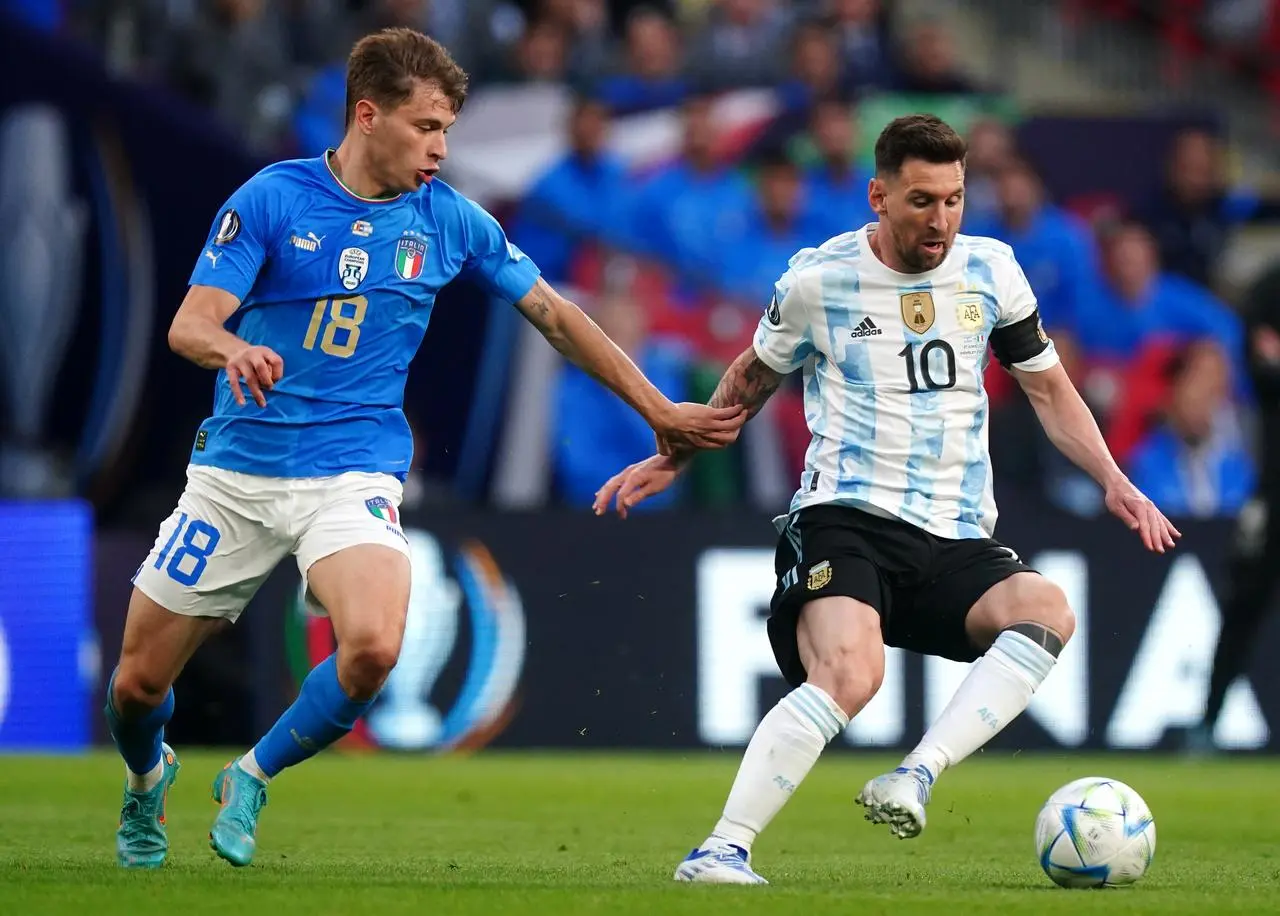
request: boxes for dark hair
[874,114,967,176]
[345,28,468,127]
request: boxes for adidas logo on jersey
[850,317,883,338]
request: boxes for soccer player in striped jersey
[594,114,1180,885]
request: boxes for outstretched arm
[1014,362,1179,553]
[592,345,786,516]
[514,278,745,453]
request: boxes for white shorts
[132,465,410,622]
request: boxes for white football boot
[855,764,934,839]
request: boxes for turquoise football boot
[116,743,180,868]
[209,759,269,867]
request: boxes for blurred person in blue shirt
[510,95,631,284]
[714,149,819,302]
[624,94,754,291]
[964,157,1099,334]
[961,118,1016,228]
[553,293,689,508]
[595,6,689,114]
[1127,341,1254,518]
[1139,127,1280,290]
[1070,221,1244,363]
[797,97,876,243]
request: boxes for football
[1034,777,1156,889]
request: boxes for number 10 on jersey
[303,295,368,358]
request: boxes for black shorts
[768,504,1034,687]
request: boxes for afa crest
[807,560,833,591]
[956,294,985,332]
[900,291,935,334]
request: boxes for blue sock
[252,653,374,778]
[104,668,174,775]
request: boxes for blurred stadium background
[3,0,1280,770]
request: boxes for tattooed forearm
[514,278,559,336]
[709,348,784,419]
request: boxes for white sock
[239,748,270,783]
[901,630,1056,780]
[707,683,849,853]
[126,758,164,793]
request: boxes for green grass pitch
[2,750,1277,914]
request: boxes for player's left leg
[859,548,1074,839]
[209,474,410,866]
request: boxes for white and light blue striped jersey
[753,223,1059,540]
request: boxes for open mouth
[922,240,945,256]
[417,168,438,183]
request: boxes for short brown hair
[345,28,469,126]
[874,114,967,176]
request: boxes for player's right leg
[676,595,884,885]
[108,588,224,868]
[113,466,287,868]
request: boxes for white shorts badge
[339,247,370,290]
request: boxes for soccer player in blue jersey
[105,28,746,870]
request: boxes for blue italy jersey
[186,154,541,479]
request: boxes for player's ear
[869,176,888,216]
[353,99,379,136]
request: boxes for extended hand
[226,345,284,408]
[652,402,746,455]
[593,454,685,519]
[1104,477,1181,553]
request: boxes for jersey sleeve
[990,251,1059,372]
[752,266,815,375]
[188,174,281,302]
[461,197,542,302]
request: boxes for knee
[337,633,402,699]
[111,664,172,716]
[807,651,883,719]
[1013,579,1076,648]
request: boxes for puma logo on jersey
[850,317,883,338]
[291,231,325,252]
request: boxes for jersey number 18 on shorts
[303,295,368,358]
[154,512,222,586]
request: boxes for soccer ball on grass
[1034,776,1156,889]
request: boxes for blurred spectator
[797,98,875,241]
[894,21,981,94]
[714,148,817,301]
[510,96,630,284]
[552,293,688,508]
[825,0,895,91]
[535,0,611,82]
[157,0,295,152]
[1138,127,1279,290]
[1069,221,1244,363]
[777,21,845,115]
[961,118,1016,227]
[624,94,754,291]
[1127,341,1255,518]
[965,157,1099,334]
[686,0,792,92]
[498,18,572,83]
[595,6,689,113]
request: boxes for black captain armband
[990,308,1052,369]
